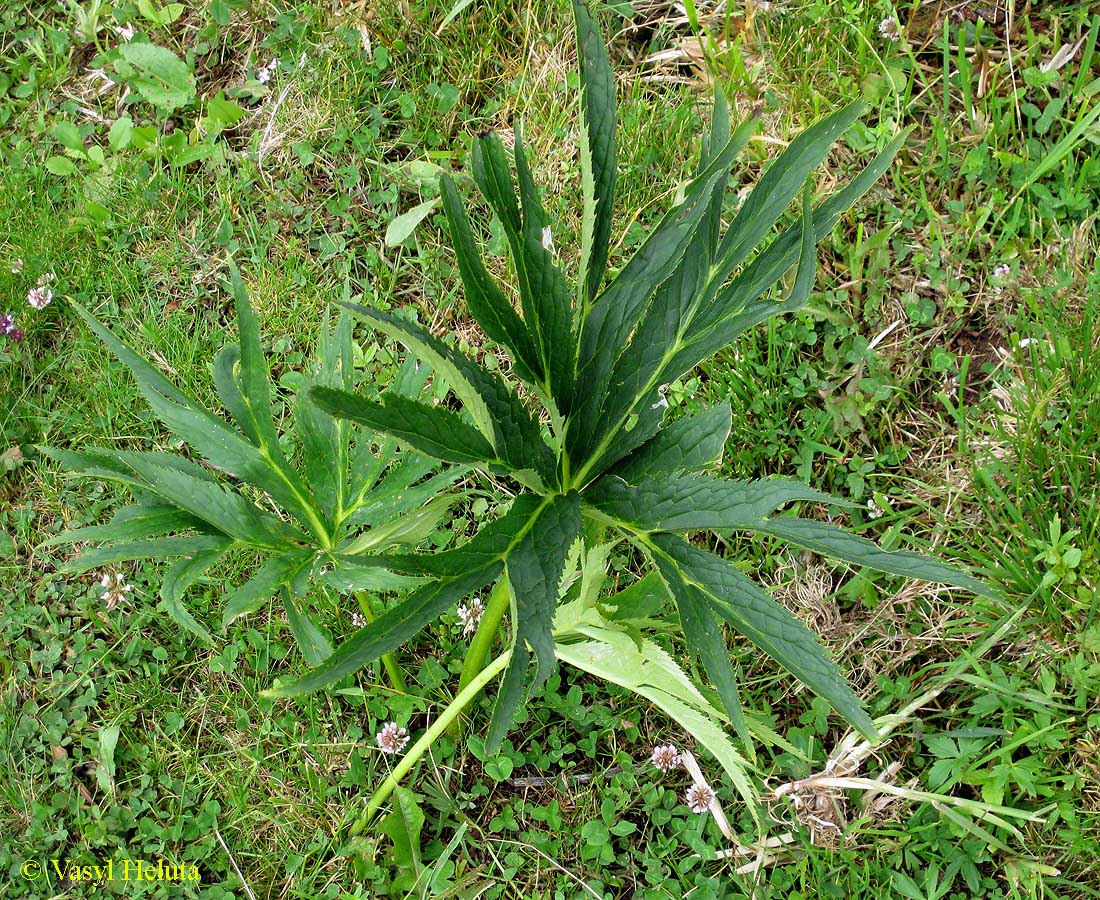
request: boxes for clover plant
[262,0,993,812]
[46,268,463,670]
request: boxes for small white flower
[10,258,23,274]
[257,60,276,84]
[866,496,893,520]
[98,572,132,611]
[38,271,55,285]
[685,782,715,814]
[117,22,135,41]
[541,225,555,255]
[457,596,484,636]
[27,286,53,309]
[376,721,409,755]
[650,383,670,411]
[992,263,1011,279]
[350,611,366,628]
[650,744,681,773]
[1018,338,1035,349]
[878,17,900,41]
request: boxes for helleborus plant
[44,268,463,670]
[266,0,994,816]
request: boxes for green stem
[356,594,408,694]
[348,649,512,834]
[457,574,512,697]
[445,575,512,741]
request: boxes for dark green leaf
[744,517,997,597]
[284,590,333,666]
[60,534,232,575]
[311,386,499,466]
[588,473,847,532]
[609,401,731,483]
[222,550,315,627]
[440,173,542,384]
[160,545,233,644]
[42,503,206,547]
[650,533,877,738]
[505,491,582,692]
[263,563,502,696]
[573,0,617,306]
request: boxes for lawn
[2,1,1099,898]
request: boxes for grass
[2,0,1099,897]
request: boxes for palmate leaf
[650,532,878,739]
[568,120,760,465]
[71,300,327,540]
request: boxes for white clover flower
[650,744,681,773]
[651,383,670,410]
[866,496,893,520]
[878,17,900,41]
[685,782,714,814]
[27,286,53,309]
[11,258,23,274]
[99,572,132,611]
[350,611,366,628]
[376,722,409,755]
[993,263,1011,279]
[457,596,484,636]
